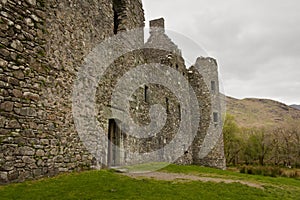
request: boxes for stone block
[6,119,21,129]
[13,70,25,80]
[11,40,23,52]
[12,89,22,98]
[19,107,37,117]
[0,101,14,112]
[8,77,19,86]
[58,168,68,172]
[0,58,8,67]
[7,170,18,181]
[26,0,36,6]
[36,149,44,157]
[0,48,10,59]
[0,172,8,183]
[1,162,14,171]
[23,92,39,101]
[29,121,37,129]
[18,170,31,181]
[0,116,5,127]
[54,155,64,162]
[24,18,34,27]
[22,156,35,164]
[33,168,42,177]
[36,159,44,167]
[50,148,58,156]
[15,162,26,168]
[19,147,35,156]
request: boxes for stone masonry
[0,0,225,184]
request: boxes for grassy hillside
[0,165,299,200]
[225,96,300,129]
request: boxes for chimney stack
[150,18,165,34]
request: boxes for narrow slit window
[113,0,124,35]
[113,9,119,34]
[176,64,179,70]
[166,98,169,113]
[211,81,216,92]
[213,112,218,123]
[178,104,181,119]
[145,85,149,103]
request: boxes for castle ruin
[0,0,225,184]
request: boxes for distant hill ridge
[225,96,300,129]
[290,104,300,110]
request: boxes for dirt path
[124,172,264,189]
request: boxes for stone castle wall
[0,0,225,184]
[193,57,226,168]
[0,0,144,184]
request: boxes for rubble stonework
[0,0,225,184]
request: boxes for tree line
[223,114,300,168]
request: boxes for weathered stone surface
[50,148,58,156]
[54,155,64,162]
[15,162,26,168]
[12,89,22,98]
[33,168,42,177]
[7,77,19,86]
[0,0,225,185]
[7,170,18,181]
[13,71,25,80]
[22,156,35,164]
[40,139,49,145]
[19,147,35,156]
[1,0,8,5]
[36,149,44,157]
[0,58,8,67]
[15,24,21,30]
[58,168,68,172]
[31,14,39,22]
[0,49,10,59]
[36,159,44,166]
[26,0,36,6]
[29,121,37,129]
[5,156,15,161]
[24,18,34,27]
[19,107,37,117]
[23,92,39,101]
[11,40,23,52]
[0,101,14,112]
[1,162,14,171]
[5,120,21,129]
[0,116,5,127]
[0,172,8,183]
[18,170,31,181]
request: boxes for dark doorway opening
[107,119,121,167]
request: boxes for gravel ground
[124,172,264,189]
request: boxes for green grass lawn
[0,164,299,200]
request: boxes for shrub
[238,165,287,178]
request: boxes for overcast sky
[143,0,300,105]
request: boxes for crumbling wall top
[150,18,165,30]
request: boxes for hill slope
[290,104,300,110]
[225,96,300,129]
